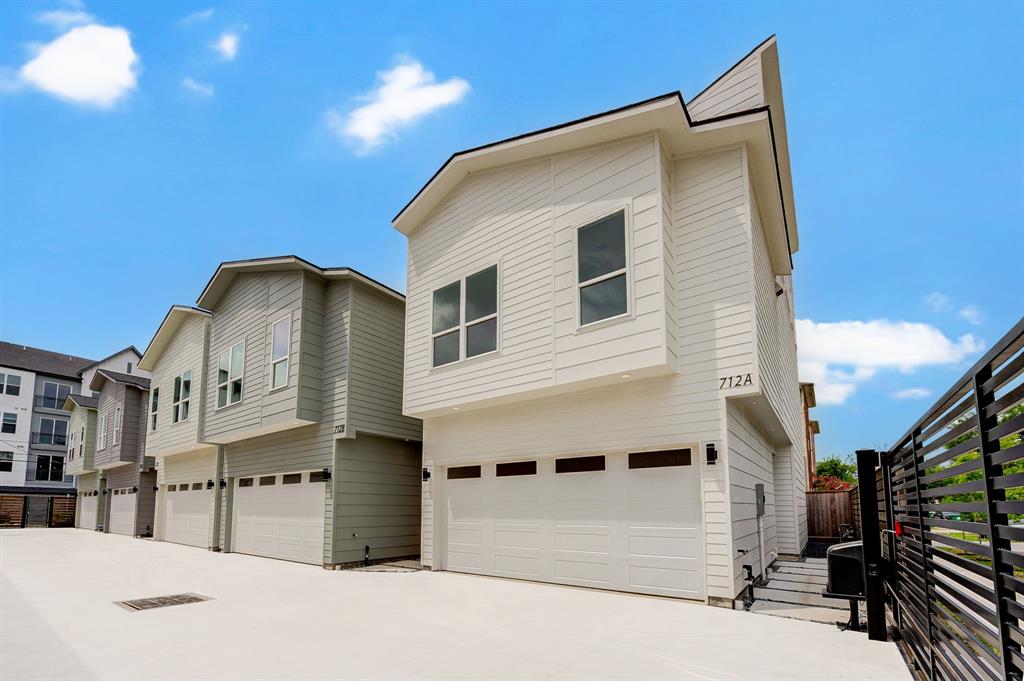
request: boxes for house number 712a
[720,374,752,390]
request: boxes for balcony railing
[30,432,67,447]
[34,395,71,410]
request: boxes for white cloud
[182,76,214,97]
[328,58,470,153]
[180,8,214,26]
[796,319,984,405]
[18,24,138,108]
[891,388,932,400]
[924,292,952,312]
[212,31,239,60]
[959,305,982,326]
[34,1,93,31]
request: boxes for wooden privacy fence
[0,494,76,528]
[807,489,856,538]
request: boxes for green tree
[816,455,858,483]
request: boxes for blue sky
[1,1,1021,458]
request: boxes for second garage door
[231,471,326,565]
[163,483,211,548]
[78,494,97,529]
[108,489,136,536]
[442,450,704,599]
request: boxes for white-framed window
[98,413,107,449]
[575,209,630,327]
[270,316,290,390]
[0,451,12,472]
[40,381,71,409]
[431,264,499,368]
[0,372,20,396]
[172,371,191,423]
[112,406,122,445]
[217,341,245,408]
[150,388,159,431]
[1,412,15,434]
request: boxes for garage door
[442,450,704,599]
[231,471,326,565]
[108,489,136,536]
[78,494,97,529]
[163,483,211,548]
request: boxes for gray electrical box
[755,483,766,517]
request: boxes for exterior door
[231,471,325,565]
[108,490,136,535]
[162,484,211,548]
[442,451,704,599]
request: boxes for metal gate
[858,317,1024,681]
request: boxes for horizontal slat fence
[866,317,1024,681]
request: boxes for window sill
[213,399,244,413]
[429,348,501,374]
[268,383,290,394]
[574,311,633,335]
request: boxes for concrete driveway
[1,529,911,680]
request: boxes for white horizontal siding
[727,402,777,596]
[688,53,764,121]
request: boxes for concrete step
[764,578,822,594]
[777,563,828,574]
[753,586,843,609]
[748,600,856,625]
[771,571,828,586]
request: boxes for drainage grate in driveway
[115,593,211,612]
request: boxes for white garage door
[231,471,325,565]
[78,494,97,529]
[443,450,704,599]
[163,483,211,548]
[108,489,136,536]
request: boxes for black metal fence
[859,317,1024,681]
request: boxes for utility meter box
[755,483,766,517]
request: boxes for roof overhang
[195,256,405,310]
[392,39,798,274]
[138,306,212,372]
[63,394,98,411]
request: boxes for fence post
[879,452,900,630]
[973,368,1017,681]
[856,449,887,641]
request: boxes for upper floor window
[98,413,107,449]
[1,412,15,434]
[150,388,159,431]
[217,341,245,408]
[577,210,629,326]
[172,371,191,423]
[38,417,67,446]
[431,264,498,368]
[270,316,290,390]
[0,372,20,396]
[35,454,64,482]
[0,451,12,472]
[40,381,71,410]
[112,407,122,445]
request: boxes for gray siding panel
[297,273,325,423]
[146,314,209,456]
[333,434,421,564]
[347,284,422,441]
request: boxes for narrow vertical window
[172,371,191,423]
[113,407,122,445]
[217,341,245,408]
[577,210,629,326]
[98,413,107,449]
[465,265,498,358]
[271,316,290,389]
[1,412,15,434]
[6,374,19,396]
[431,282,460,367]
[150,388,159,431]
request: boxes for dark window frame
[447,465,482,480]
[555,455,605,474]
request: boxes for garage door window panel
[282,473,301,484]
[628,449,692,469]
[577,210,630,327]
[238,478,253,488]
[555,455,605,473]
[447,465,481,480]
[259,475,276,486]
[496,461,537,477]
